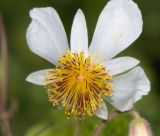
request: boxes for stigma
[45,51,112,119]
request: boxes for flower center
[45,51,112,119]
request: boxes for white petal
[89,0,143,63]
[26,69,50,85]
[103,57,140,76]
[70,9,88,55]
[105,67,150,111]
[95,102,108,120]
[26,7,69,65]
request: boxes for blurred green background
[0,0,160,135]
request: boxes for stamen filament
[45,51,112,119]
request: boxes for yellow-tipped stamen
[45,51,112,119]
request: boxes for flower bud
[129,118,152,136]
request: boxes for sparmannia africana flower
[129,118,152,136]
[26,0,150,120]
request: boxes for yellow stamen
[45,51,112,119]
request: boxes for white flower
[26,0,150,120]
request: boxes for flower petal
[105,67,150,112]
[103,57,140,76]
[89,0,143,63]
[26,69,50,85]
[70,9,88,55]
[95,102,108,120]
[26,7,69,65]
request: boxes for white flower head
[26,0,150,120]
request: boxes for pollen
[45,51,112,119]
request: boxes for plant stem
[92,110,131,136]
[75,120,81,136]
[0,15,12,136]
[0,112,11,136]
[0,15,8,111]
[93,120,106,136]
[130,109,141,119]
